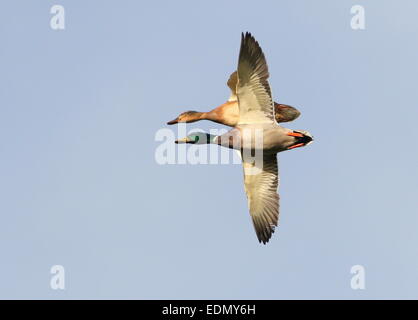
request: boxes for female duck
[167,71,301,127]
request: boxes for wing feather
[237,32,275,124]
[242,153,279,244]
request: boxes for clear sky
[1,0,417,299]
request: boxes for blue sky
[0,0,417,299]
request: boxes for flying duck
[175,32,313,244]
[167,71,301,127]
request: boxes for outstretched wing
[242,153,279,244]
[236,32,275,124]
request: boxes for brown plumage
[167,71,300,127]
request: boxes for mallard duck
[175,32,313,244]
[167,71,301,127]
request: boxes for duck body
[212,102,300,127]
[167,84,300,126]
[214,124,302,154]
[203,100,239,127]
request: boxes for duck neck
[187,112,207,123]
[202,110,218,123]
[202,133,218,144]
[209,134,219,144]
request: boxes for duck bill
[167,118,179,125]
[175,137,193,144]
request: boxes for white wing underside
[236,33,275,125]
[242,153,279,244]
